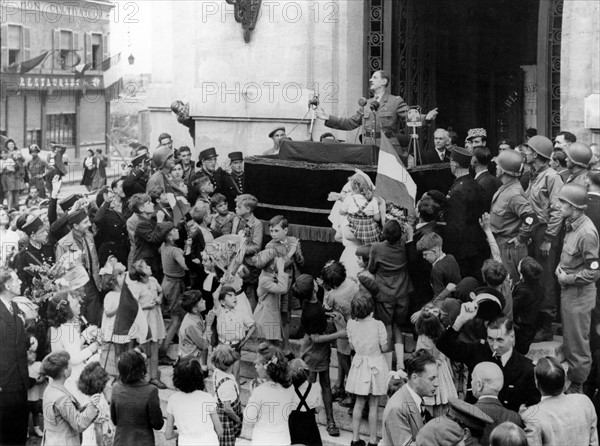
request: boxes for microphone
[358,97,367,107]
[370,100,380,112]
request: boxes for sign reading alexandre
[1,73,104,91]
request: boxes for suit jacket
[111,381,164,446]
[381,384,423,446]
[444,174,489,263]
[476,171,502,212]
[523,393,598,446]
[437,327,540,412]
[421,148,451,165]
[0,301,28,394]
[476,396,523,446]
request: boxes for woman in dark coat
[81,149,96,191]
[111,349,164,446]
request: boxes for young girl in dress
[244,343,295,446]
[99,258,127,378]
[346,294,389,446]
[414,304,457,416]
[128,260,167,388]
[288,358,323,446]
[211,345,243,446]
[78,362,115,446]
[339,172,383,246]
[165,357,223,446]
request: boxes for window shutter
[85,33,92,65]
[52,29,60,70]
[1,24,8,70]
[73,31,80,68]
[102,34,108,61]
[22,27,31,61]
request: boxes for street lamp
[128,53,135,66]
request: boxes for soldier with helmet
[555,183,600,393]
[522,135,565,342]
[489,150,537,282]
[565,142,593,186]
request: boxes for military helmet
[565,142,593,167]
[558,183,588,209]
[496,150,523,177]
[526,135,553,160]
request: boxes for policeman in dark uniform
[189,147,226,205]
[316,70,438,153]
[12,215,54,295]
[221,152,245,209]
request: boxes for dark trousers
[530,224,561,321]
[0,389,28,445]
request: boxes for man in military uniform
[555,184,600,393]
[26,145,47,198]
[263,126,286,156]
[490,150,537,282]
[11,215,54,295]
[565,141,593,186]
[189,147,226,205]
[521,135,564,342]
[222,151,245,209]
[444,146,488,279]
[315,70,438,155]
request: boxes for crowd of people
[0,121,600,446]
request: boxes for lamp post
[128,54,135,66]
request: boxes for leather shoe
[159,356,175,366]
[149,379,167,389]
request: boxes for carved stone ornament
[225,0,262,43]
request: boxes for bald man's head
[472,362,504,399]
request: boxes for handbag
[346,196,382,244]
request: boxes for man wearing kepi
[316,70,438,153]
[555,183,600,394]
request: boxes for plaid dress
[214,373,243,446]
[346,196,382,244]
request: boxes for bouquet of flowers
[81,324,103,347]
[24,250,85,304]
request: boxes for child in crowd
[482,259,512,318]
[339,172,382,245]
[288,358,323,446]
[293,274,346,438]
[148,186,174,223]
[346,294,388,446]
[321,260,357,405]
[41,351,101,445]
[207,285,256,384]
[212,345,244,446]
[368,220,413,370]
[253,215,304,351]
[210,193,235,237]
[244,343,295,446]
[355,244,379,299]
[159,223,189,366]
[231,194,263,310]
[513,256,544,354]
[78,362,115,446]
[165,357,223,446]
[127,259,167,388]
[27,347,45,438]
[99,258,127,377]
[191,202,215,244]
[414,305,457,416]
[416,232,461,306]
[253,257,289,345]
[178,290,209,373]
[194,176,215,207]
[25,185,42,209]
[170,160,189,198]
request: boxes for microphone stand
[308,94,319,141]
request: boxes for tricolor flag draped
[112,279,149,344]
[102,52,123,87]
[5,51,50,74]
[376,134,417,218]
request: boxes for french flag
[376,134,417,218]
[112,280,150,344]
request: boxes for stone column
[560,0,600,143]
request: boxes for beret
[268,126,286,138]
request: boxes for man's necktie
[421,406,432,424]
[493,354,503,368]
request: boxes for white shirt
[495,349,513,367]
[406,383,424,412]
[166,390,219,446]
